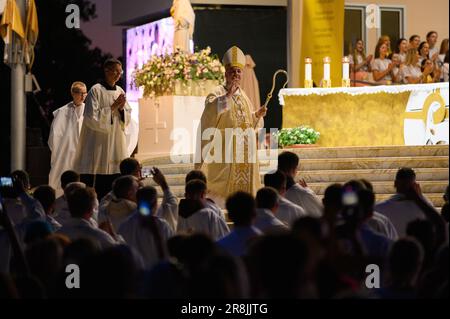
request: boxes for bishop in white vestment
[198,46,267,206]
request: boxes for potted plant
[274,125,320,148]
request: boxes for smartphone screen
[141,167,153,179]
[139,201,152,217]
[0,177,13,187]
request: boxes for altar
[135,95,206,160]
[279,83,449,147]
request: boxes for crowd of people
[349,31,449,85]
[0,152,448,299]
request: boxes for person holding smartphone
[73,59,135,200]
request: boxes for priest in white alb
[197,46,267,206]
[73,59,138,200]
[48,82,87,194]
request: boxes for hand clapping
[112,94,126,111]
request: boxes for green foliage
[274,125,320,147]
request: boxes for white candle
[305,58,312,81]
[323,57,331,80]
[342,63,350,80]
[305,64,312,81]
[342,57,350,80]
[324,64,330,80]
[343,64,349,79]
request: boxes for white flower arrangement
[133,47,225,98]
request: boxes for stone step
[300,168,449,183]
[147,156,448,175]
[156,181,447,198]
[144,168,449,187]
[297,156,448,171]
[283,145,448,159]
[156,193,445,212]
[140,145,448,165]
[311,180,447,195]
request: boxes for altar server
[177,179,230,240]
[73,59,138,200]
[48,82,87,193]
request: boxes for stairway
[141,145,449,211]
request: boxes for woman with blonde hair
[401,48,433,84]
[349,38,373,86]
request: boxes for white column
[10,0,27,171]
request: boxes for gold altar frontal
[279,83,449,147]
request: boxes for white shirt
[54,194,99,227]
[204,198,226,221]
[371,58,393,82]
[54,195,70,224]
[217,226,262,257]
[349,53,369,72]
[118,211,174,269]
[48,102,85,192]
[429,46,439,60]
[3,192,45,225]
[285,184,323,218]
[155,188,179,233]
[366,211,399,240]
[177,207,230,240]
[254,208,288,234]
[401,64,422,83]
[101,187,179,232]
[277,196,306,226]
[443,63,449,82]
[99,190,115,208]
[374,194,431,237]
[57,218,117,249]
[98,197,137,231]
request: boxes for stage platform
[140,145,449,216]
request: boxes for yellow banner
[300,0,345,87]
